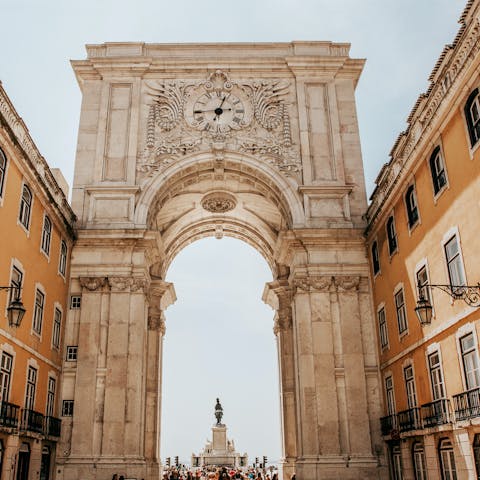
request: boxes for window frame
[394,286,408,336]
[24,365,37,411]
[58,240,67,277]
[46,376,56,417]
[404,364,418,409]
[0,352,13,403]
[70,296,81,310]
[459,332,480,391]
[377,305,389,350]
[371,240,381,276]
[464,88,480,149]
[40,215,52,257]
[66,346,78,362]
[412,442,427,480]
[18,183,33,232]
[0,147,7,201]
[391,443,403,480]
[405,184,420,229]
[438,438,457,480]
[52,307,62,350]
[443,233,466,291]
[32,287,45,337]
[386,215,398,256]
[385,374,396,416]
[429,146,448,197]
[62,400,74,417]
[428,350,446,401]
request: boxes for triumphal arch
[58,42,387,480]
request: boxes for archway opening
[161,237,281,467]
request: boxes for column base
[295,455,388,480]
[57,456,161,480]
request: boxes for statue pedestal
[212,425,227,451]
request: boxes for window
[404,365,417,409]
[465,88,480,147]
[59,240,67,276]
[70,296,81,309]
[473,434,480,479]
[0,148,6,198]
[66,346,78,362]
[416,266,431,304]
[405,185,419,228]
[378,307,389,349]
[430,147,447,195]
[444,235,466,290]
[18,185,32,230]
[412,442,427,480]
[52,308,61,349]
[371,241,380,275]
[32,289,45,335]
[391,444,403,480]
[25,366,37,410]
[395,288,408,335]
[41,216,52,255]
[0,352,13,402]
[46,377,56,417]
[385,375,396,415]
[62,400,74,417]
[9,266,23,304]
[428,351,446,400]
[460,333,480,390]
[387,216,398,255]
[439,438,457,480]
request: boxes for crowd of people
[162,466,284,480]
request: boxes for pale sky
[0,0,465,466]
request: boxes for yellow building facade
[0,84,75,480]
[366,2,480,479]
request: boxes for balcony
[380,414,398,436]
[45,416,61,437]
[0,401,20,428]
[20,409,44,434]
[421,399,451,427]
[453,387,480,421]
[398,407,422,432]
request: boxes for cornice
[0,83,76,235]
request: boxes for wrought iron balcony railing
[397,407,422,432]
[453,387,480,421]
[380,414,398,436]
[421,399,451,428]
[20,408,44,434]
[45,416,61,437]
[0,401,20,428]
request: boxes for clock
[186,89,252,133]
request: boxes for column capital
[263,279,293,334]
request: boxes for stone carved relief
[292,275,363,293]
[148,314,166,334]
[79,277,108,292]
[201,191,237,213]
[131,278,149,293]
[137,70,300,180]
[108,277,133,292]
[334,275,360,292]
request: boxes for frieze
[293,276,333,293]
[334,276,360,292]
[108,277,134,292]
[137,70,301,180]
[131,278,149,293]
[79,277,108,292]
[148,314,166,334]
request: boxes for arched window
[391,443,403,480]
[412,442,427,480]
[0,148,6,198]
[465,88,480,147]
[371,241,380,275]
[429,146,447,195]
[386,216,398,255]
[59,240,67,276]
[41,215,52,255]
[439,438,457,480]
[19,184,32,229]
[405,185,419,228]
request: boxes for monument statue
[215,398,223,425]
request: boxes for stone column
[144,279,176,480]
[263,279,297,480]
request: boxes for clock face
[191,91,246,132]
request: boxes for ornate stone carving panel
[137,70,301,180]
